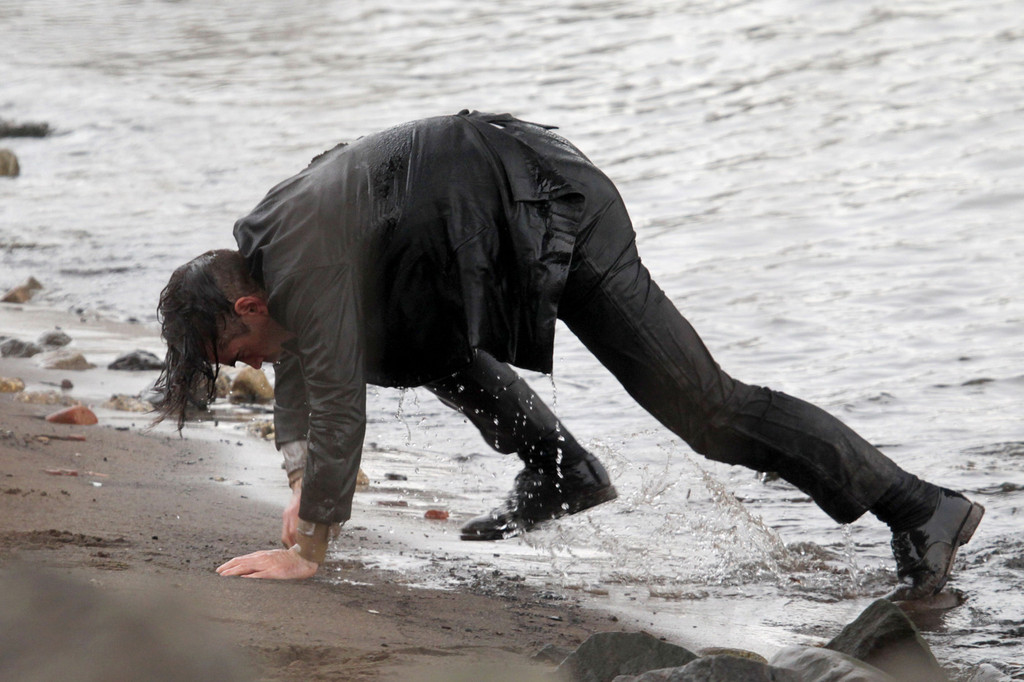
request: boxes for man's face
[215,319,285,369]
[211,297,292,369]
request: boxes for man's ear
[233,295,269,317]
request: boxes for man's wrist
[293,520,332,564]
[287,469,303,492]
[279,439,308,478]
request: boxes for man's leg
[557,172,983,600]
[424,350,616,540]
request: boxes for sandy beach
[0,303,621,681]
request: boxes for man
[156,111,983,598]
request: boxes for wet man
[155,111,983,599]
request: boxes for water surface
[3,0,1023,674]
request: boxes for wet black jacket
[233,111,593,525]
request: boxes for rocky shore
[0,298,1013,681]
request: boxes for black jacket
[234,111,594,524]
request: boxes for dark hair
[152,250,260,430]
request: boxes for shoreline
[0,303,623,681]
[1,302,1016,680]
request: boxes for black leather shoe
[460,455,618,541]
[887,489,984,601]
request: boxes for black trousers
[428,160,918,525]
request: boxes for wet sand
[0,304,620,681]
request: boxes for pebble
[0,377,26,393]
[16,390,76,406]
[1,276,42,303]
[103,394,154,413]
[356,468,370,489]
[229,367,274,403]
[214,371,232,398]
[45,405,98,425]
[38,350,95,370]
[37,329,72,348]
[0,120,52,137]
[1,338,43,358]
[107,349,165,371]
[0,148,19,177]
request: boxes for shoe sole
[460,485,618,541]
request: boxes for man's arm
[273,350,310,448]
[218,262,366,579]
[273,352,310,547]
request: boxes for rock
[0,120,51,137]
[60,379,73,390]
[0,338,43,357]
[614,655,800,682]
[103,394,154,413]
[769,646,897,681]
[108,349,165,371]
[356,468,370,489]
[967,663,1013,682]
[424,509,449,520]
[555,631,698,682]
[45,405,98,425]
[214,371,232,399]
[0,148,19,177]
[0,377,26,393]
[37,329,72,348]
[229,367,274,404]
[1,276,42,303]
[38,350,95,371]
[825,599,948,682]
[246,420,275,440]
[0,286,31,303]
[15,390,76,406]
[696,648,767,664]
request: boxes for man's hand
[216,547,319,580]
[282,480,301,547]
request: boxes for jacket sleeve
[269,262,366,527]
[273,350,310,449]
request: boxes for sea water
[3,0,1023,673]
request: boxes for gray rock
[613,654,800,682]
[966,663,1013,682]
[0,149,18,177]
[37,329,72,348]
[0,120,51,137]
[697,647,767,664]
[108,349,165,371]
[825,599,947,682]
[0,338,43,358]
[770,645,896,681]
[555,631,698,682]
